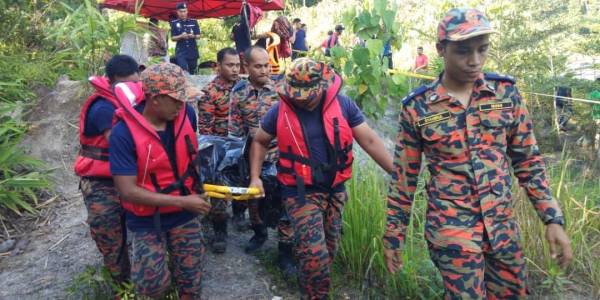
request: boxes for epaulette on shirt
[484,72,516,84]
[401,85,429,105]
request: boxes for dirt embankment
[0,75,297,300]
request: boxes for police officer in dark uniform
[170,3,201,74]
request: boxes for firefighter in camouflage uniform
[383,8,573,299]
[249,58,393,299]
[228,46,297,277]
[197,47,242,254]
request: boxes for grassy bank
[333,153,600,299]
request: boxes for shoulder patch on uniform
[401,85,429,105]
[484,72,516,84]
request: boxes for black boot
[210,221,227,254]
[277,242,297,279]
[244,224,268,253]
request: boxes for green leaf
[358,84,368,95]
[344,60,354,76]
[352,47,371,66]
[374,0,387,15]
[370,15,381,27]
[366,39,384,56]
[382,10,396,30]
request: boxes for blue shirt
[261,95,365,197]
[109,102,198,231]
[383,41,392,56]
[83,97,115,137]
[170,19,200,59]
[292,29,308,51]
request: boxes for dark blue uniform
[170,18,200,74]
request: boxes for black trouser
[383,54,393,69]
[175,55,198,75]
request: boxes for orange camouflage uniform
[228,78,293,245]
[228,78,279,162]
[197,76,237,137]
[197,76,238,224]
[385,72,564,298]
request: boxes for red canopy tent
[99,0,285,21]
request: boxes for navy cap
[176,3,187,10]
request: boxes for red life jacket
[276,74,354,188]
[113,82,199,217]
[73,77,142,178]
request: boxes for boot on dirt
[211,221,227,254]
[232,211,250,232]
[244,224,268,253]
[277,242,297,279]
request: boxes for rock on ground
[0,75,297,300]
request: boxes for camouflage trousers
[284,191,348,300]
[129,218,205,298]
[428,236,527,300]
[80,178,129,282]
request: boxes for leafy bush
[327,0,408,119]
[199,18,235,63]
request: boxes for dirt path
[0,195,296,299]
[0,76,297,300]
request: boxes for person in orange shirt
[413,46,429,72]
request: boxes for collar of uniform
[213,76,236,90]
[426,73,452,104]
[478,73,499,96]
[427,72,495,103]
[249,79,274,93]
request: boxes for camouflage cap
[437,8,496,42]
[275,57,335,103]
[140,63,194,102]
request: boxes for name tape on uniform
[417,111,451,127]
[479,101,513,112]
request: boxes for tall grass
[335,153,600,298]
[334,159,442,299]
[515,150,600,297]
[0,0,138,215]
[48,0,139,79]
[0,90,49,215]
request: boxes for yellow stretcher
[202,184,261,201]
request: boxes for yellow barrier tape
[386,71,598,105]
[388,69,436,81]
[521,91,599,105]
